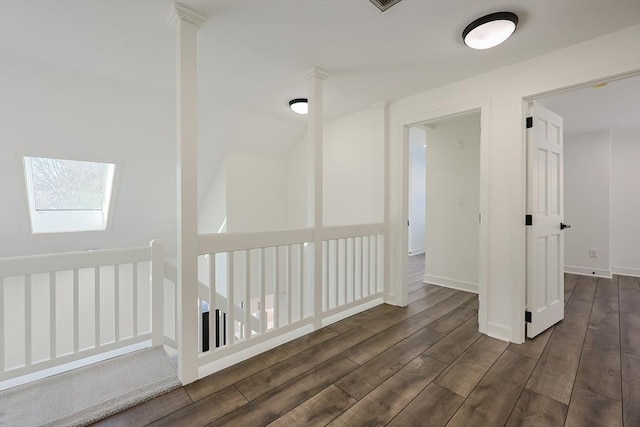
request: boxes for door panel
[526,101,565,338]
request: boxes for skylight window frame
[21,155,119,234]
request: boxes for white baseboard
[487,322,511,342]
[611,266,640,278]
[423,274,478,294]
[564,265,612,279]
[322,297,384,327]
[409,249,425,256]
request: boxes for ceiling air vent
[370,0,403,12]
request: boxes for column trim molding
[168,2,206,27]
[302,67,329,81]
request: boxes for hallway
[96,271,639,426]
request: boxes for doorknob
[560,223,571,230]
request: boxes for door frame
[407,127,427,257]
[519,69,640,342]
[398,103,490,335]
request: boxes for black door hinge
[526,215,533,226]
[525,311,532,323]
[407,220,410,226]
[526,117,533,129]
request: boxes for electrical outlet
[589,248,599,258]
[458,140,464,150]
[457,196,464,205]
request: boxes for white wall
[323,109,384,226]
[286,108,385,229]
[385,24,640,342]
[0,52,176,257]
[286,139,308,228]
[408,128,426,255]
[225,152,288,233]
[564,131,611,275]
[610,128,640,276]
[198,160,227,234]
[423,113,480,292]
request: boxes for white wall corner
[167,2,206,27]
[611,266,640,278]
[302,67,329,81]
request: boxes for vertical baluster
[299,244,304,320]
[227,252,235,345]
[334,240,339,308]
[373,236,378,293]
[324,241,329,311]
[94,266,100,348]
[343,239,347,305]
[0,278,4,372]
[133,263,138,337]
[25,275,32,366]
[360,237,365,299]
[351,237,356,302]
[368,236,374,296]
[174,282,178,341]
[197,295,202,353]
[73,269,79,353]
[150,240,164,347]
[244,250,251,340]
[114,265,120,343]
[287,245,292,325]
[49,272,56,360]
[274,247,280,329]
[260,248,266,334]
[208,254,215,352]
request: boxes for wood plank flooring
[95,256,639,426]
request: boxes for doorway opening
[406,111,483,307]
[523,74,640,339]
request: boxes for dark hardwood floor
[95,255,639,426]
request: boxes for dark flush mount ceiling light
[463,12,518,50]
[289,98,308,114]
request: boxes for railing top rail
[321,223,384,241]
[0,246,151,278]
[198,227,313,255]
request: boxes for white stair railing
[0,240,165,385]
[0,223,384,386]
[193,224,384,375]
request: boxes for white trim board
[611,266,640,278]
[564,265,612,279]
[487,322,512,342]
[423,274,478,294]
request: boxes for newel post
[304,67,329,329]
[150,239,165,347]
[168,2,205,385]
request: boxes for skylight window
[23,156,116,233]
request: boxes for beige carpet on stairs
[0,347,181,427]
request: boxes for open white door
[526,101,566,338]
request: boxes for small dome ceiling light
[289,98,308,114]
[463,12,518,50]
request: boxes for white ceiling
[537,75,640,135]
[1,0,639,191]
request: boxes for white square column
[303,67,328,329]
[168,2,205,385]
